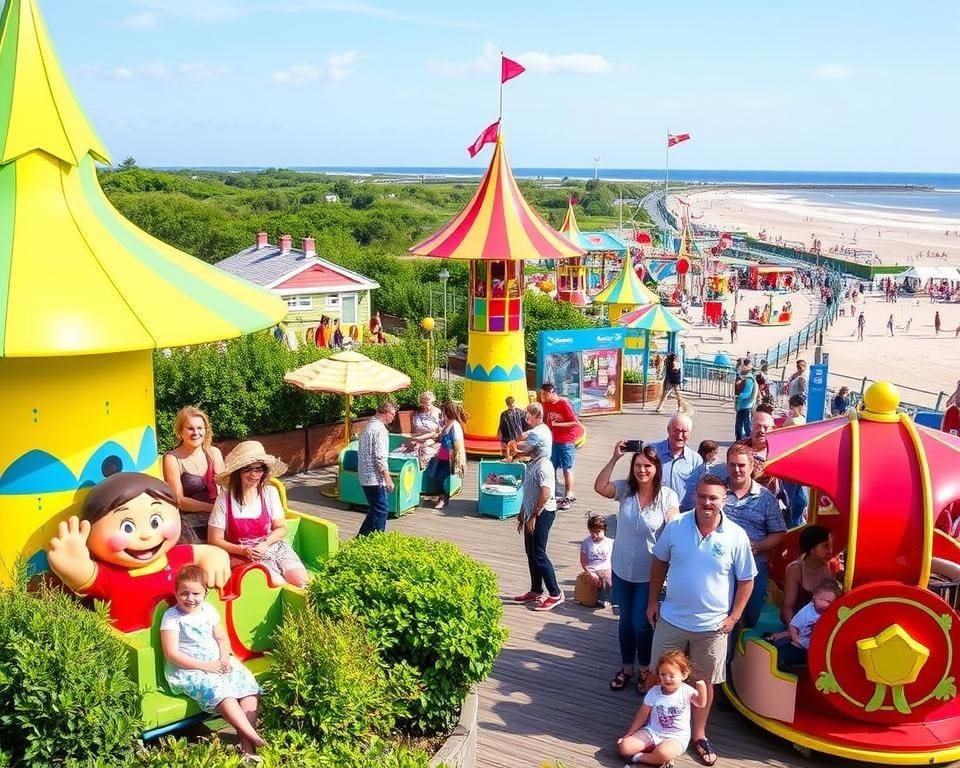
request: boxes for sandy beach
[669,189,960,403]
[681,188,960,266]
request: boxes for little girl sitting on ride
[618,650,708,766]
[161,564,266,758]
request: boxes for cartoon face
[86,491,180,569]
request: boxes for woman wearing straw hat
[207,441,307,588]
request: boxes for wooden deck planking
[282,396,903,768]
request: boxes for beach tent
[897,267,960,292]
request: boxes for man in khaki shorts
[646,474,756,767]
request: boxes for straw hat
[216,440,288,487]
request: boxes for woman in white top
[595,443,680,694]
[207,441,307,588]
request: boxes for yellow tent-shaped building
[0,0,286,576]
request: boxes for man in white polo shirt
[646,474,756,767]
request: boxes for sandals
[609,668,632,691]
[636,670,649,695]
[693,737,718,766]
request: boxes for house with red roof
[216,232,379,343]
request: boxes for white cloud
[815,64,854,79]
[132,0,244,22]
[121,11,160,30]
[427,42,613,78]
[272,52,358,84]
[89,62,228,81]
[277,1,482,29]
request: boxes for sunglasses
[241,464,267,474]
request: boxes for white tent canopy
[897,266,960,283]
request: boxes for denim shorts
[551,442,576,470]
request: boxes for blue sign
[536,328,625,416]
[807,363,828,422]
[538,327,626,354]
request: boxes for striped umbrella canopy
[284,351,411,447]
[558,198,594,251]
[592,261,660,306]
[409,136,585,261]
[0,0,286,357]
[617,304,688,332]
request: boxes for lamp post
[421,316,435,377]
[438,268,450,378]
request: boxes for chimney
[279,234,292,254]
[302,237,316,257]
[255,231,269,250]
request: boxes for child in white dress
[618,650,708,767]
[161,564,265,758]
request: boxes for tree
[118,156,137,171]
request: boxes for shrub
[308,533,507,734]
[108,732,433,768]
[0,571,141,767]
[261,612,419,744]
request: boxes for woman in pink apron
[207,441,307,588]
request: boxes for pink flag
[467,119,501,158]
[501,56,525,84]
[668,132,691,148]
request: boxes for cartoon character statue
[47,472,230,633]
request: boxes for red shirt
[542,397,579,444]
[78,545,195,633]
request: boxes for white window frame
[285,295,313,312]
[325,294,341,309]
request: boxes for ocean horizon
[163,166,960,191]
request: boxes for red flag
[501,56,525,84]
[467,119,500,158]
[667,132,691,148]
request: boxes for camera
[622,439,643,453]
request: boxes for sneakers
[533,592,565,611]
[513,590,543,603]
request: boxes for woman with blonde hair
[406,391,443,469]
[162,406,225,542]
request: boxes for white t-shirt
[160,602,220,661]
[580,535,614,572]
[789,600,822,649]
[642,683,697,751]
[208,484,284,530]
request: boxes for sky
[34,1,960,172]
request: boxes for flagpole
[499,52,504,122]
[664,130,670,253]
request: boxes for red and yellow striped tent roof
[409,137,585,261]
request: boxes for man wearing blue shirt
[734,359,757,440]
[722,444,785,630]
[647,474,756,767]
[651,413,704,511]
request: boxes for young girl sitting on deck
[161,564,265,759]
[618,650,708,767]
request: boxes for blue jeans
[735,408,753,440]
[523,509,560,597]
[612,573,653,667]
[742,558,768,630]
[773,637,808,671]
[358,484,388,536]
[782,481,808,527]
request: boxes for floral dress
[161,602,259,712]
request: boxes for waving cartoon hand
[48,516,97,589]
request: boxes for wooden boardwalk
[283,395,882,768]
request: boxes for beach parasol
[618,304,688,333]
[592,258,659,323]
[284,350,411,444]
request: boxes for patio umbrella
[284,350,411,444]
[618,304,689,332]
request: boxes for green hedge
[153,330,462,452]
[308,533,507,735]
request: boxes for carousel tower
[410,136,584,454]
[0,0,286,578]
[556,198,590,306]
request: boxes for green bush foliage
[100,732,434,768]
[0,572,141,767]
[261,612,419,744]
[308,533,507,735]
[153,331,462,451]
